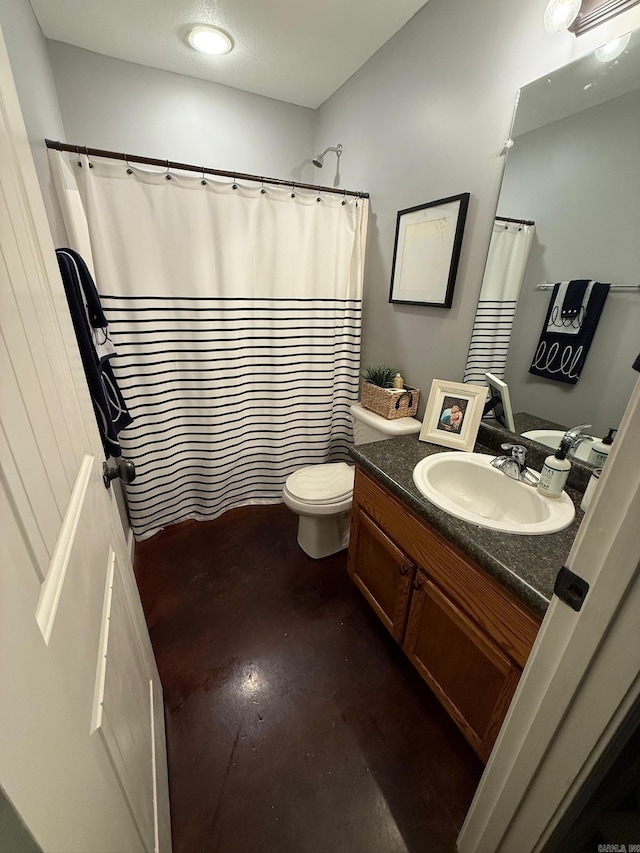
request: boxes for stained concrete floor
[134,503,483,853]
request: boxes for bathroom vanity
[347,433,584,762]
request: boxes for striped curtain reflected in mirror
[463,219,535,387]
[51,151,368,539]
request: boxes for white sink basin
[413,452,575,535]
[521,429,599,462]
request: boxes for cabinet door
[404,571,521,762]
[348,506,414,642]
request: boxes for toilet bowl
[283,462,354,560]
[282,402,422,559]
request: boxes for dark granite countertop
[513,411,567,433]
[480,412,596,493]
[349,433,585,619]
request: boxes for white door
[458,376,640,852]
[0,26,171,853]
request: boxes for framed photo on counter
[419,379,485,451]
[483,372,516,432]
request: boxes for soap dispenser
[537,436,572,499]
[588,428,617,467]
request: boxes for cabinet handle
[412,578,423,591]
[399,564,410,576]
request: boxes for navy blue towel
[56,248,133,457]
[529,280,610,384]
[560,279,588,318]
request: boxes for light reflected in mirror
[475,27,640,462]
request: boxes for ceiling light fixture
[543,0,581,33]
[595,32,631,62]
[188,25,233,55]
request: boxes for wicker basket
[361,381,420,420]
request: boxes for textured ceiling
[30,0,429,108]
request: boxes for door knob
[103,458,136,490]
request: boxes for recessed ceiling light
[595,33,631,62]
[188,25,233,55]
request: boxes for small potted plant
[361,365,398,389]
[360,365,420,420]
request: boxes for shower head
[312,143,342,168]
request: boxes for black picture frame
[389,192,470,309]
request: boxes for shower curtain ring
[341,189,347,205]
[291,182,296,198]
[76,145,82,168]
[316,186,322,203]
[232,173,238,190]
[201,165,207,186]
[124,153,133,175]
[85,146,93,168]
[260,178,266,194]
[165,160,172,180]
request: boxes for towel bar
[536,282,639,292]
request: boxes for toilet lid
[286,463,354,505]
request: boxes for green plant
[361,364,399,388]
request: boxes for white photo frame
[484,372,516,433]
[419,379,486,452]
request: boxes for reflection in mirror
[484,372,515,432]
[471,27,640,461]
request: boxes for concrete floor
[134,503,483,853]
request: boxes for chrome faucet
[562,424,594,457]
[491,443,539,486]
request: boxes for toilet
[282,402,422,559]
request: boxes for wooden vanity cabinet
[348,503,415,642]
[403,571,522,760]
[347,467,542,763]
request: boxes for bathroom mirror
[475,26,640,455]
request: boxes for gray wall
[3,0,638,431]
[315,0,640,416]
[47,42,317,184]
[500,90,640,437]
[0,0,66,243]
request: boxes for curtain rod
[45,139,369,199]
[537,282,639,292]
[496,215,535,226]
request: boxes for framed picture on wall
[389,192,470,308]
[419,379,486,452]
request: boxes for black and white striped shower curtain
[51,153,368,539]
[463,220,534,385]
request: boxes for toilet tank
[350,402,422,445]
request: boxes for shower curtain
[463,220,534,384]
[50,152,368,540]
